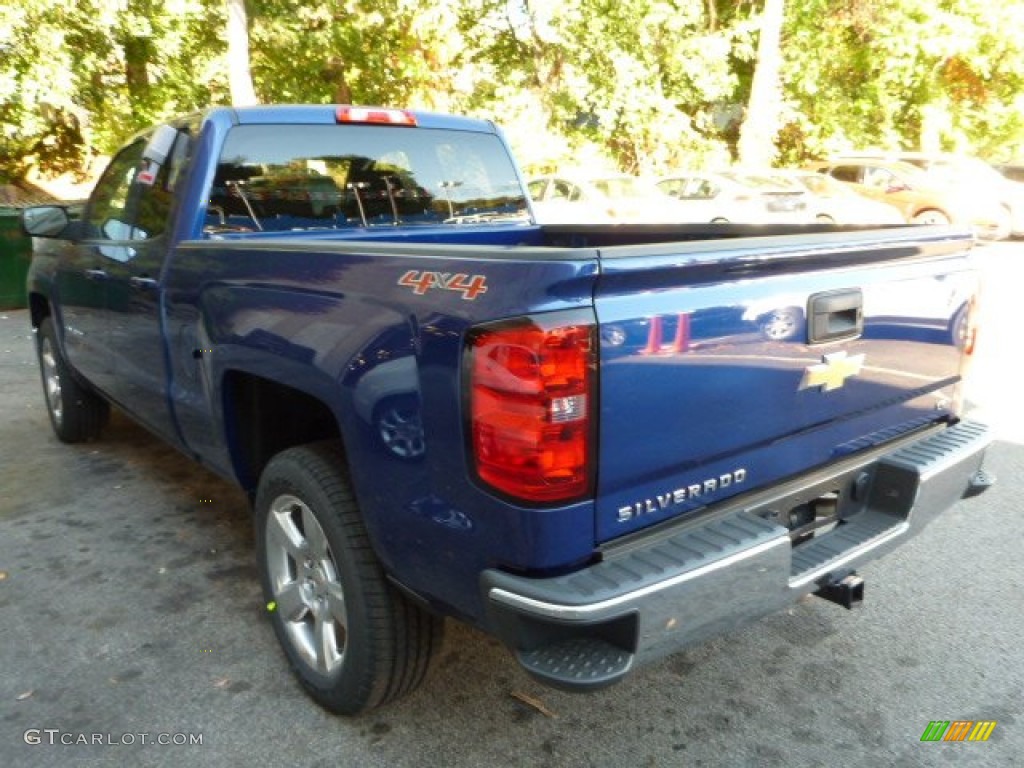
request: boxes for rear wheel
[255,441,443,715]
[36,316,108,442]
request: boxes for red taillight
[467,311,596,504]
[335,106,417,126]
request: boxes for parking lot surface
[1,243,1022,767]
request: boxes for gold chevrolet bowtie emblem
[799,351,865,392]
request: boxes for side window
[86,140,146,241]
[134,147,177,239]
[682,179,716,199]
[549,180,573,201]
[85,130,181,249]
[527,179,548,199]
[863,167,895,190]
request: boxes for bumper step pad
[517,637,633,691]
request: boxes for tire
[36,316,109,443]
[910,209,950,226]
[255,441,443,715]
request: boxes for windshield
[206,124,529,233]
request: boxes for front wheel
[36,316,109,442]
[255,441,443,715]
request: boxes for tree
[4,0,1024,184]
[0,0,227,182]
[460,0,739,173]
[736,0,784,167]
[779,0,1024,161]
[226,0,258,105]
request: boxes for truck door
[57,140,154,396]
[100,127,188,445]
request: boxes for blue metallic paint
[592,231,976,541]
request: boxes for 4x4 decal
[398,270,488,301]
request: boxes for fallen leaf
[0,571,8,580]
[16,690,33,701]
[511,691,556,718]
[214,677,230,689]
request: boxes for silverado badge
[799,351,865,392]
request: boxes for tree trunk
[737,0,785,167]
[226,0,258,106]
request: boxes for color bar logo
[920,720,997,742]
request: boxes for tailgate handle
[808,289,863,344]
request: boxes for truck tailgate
[593,228,978,542]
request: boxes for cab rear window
[206,124,529,233]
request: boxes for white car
[657,171,814,225]
[527,174,690,224]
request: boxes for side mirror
[20,205,71,238]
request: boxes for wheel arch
[221,369,347,493]
[910,207,951,224]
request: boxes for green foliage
[457,0,739,172]
[781,0,1024,162]
[4,0,1024,183]
[1,0,225,182]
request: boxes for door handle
[808,288,863,344]
[129,276,159,290]
[84,268,108,280]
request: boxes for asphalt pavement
[1,241,1022,768]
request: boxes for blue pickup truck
[21,105,993,715]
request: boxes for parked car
[770,170,905,226]
[657,171,813,225]
[882,153,1023,239]
[812,156,1010,239]
[527,174,688,223]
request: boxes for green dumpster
[0,207,32,310]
